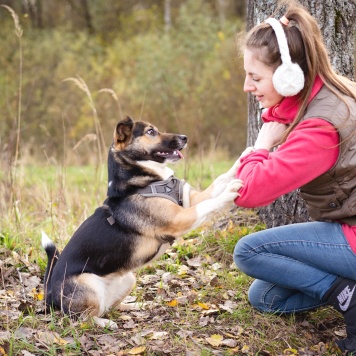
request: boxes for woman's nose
[243,77,255,93]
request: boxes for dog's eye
[146,129,155,136]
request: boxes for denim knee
[247,279,276,312]
[233,235,252,274]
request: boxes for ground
[0,208,346,355]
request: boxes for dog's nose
[179,135,188,143]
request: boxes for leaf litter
[0,209,346,355]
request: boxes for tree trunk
[246,0,356,228]
[164,0,171,32]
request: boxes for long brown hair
[241,0,356,140]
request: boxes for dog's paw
[92,316,118,330]
[218,179,243,203]
[118,302,143,311]
[211,156,246,198]
[227,178,244,191]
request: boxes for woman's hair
[240,0,356,139]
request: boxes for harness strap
[105,176,185,225]
[135,176,185,206]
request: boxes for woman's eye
[252,78,260,82]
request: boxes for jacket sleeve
[234,118,339,208]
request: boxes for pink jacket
[235,77,356,252]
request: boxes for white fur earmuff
[265,17,305,97]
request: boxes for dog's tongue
[177,150,184,159]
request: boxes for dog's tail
[41,231,60,290]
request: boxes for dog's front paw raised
[217,179,243,204]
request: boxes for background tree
[245,0,356,228]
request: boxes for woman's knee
[248,279,273,312]
[233,236,249,272]
[233,231,264,272]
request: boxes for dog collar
[135,176,185,206]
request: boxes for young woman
[233,1,356,354]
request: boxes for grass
[0,157,346,355]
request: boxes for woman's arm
[235,119,339,208]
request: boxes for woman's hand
[254,122,289,151]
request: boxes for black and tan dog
[42,116,242,329]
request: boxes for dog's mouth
[154,149,184,161]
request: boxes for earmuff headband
[265,18,293,66]
[264,17,305,97]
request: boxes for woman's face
[243,49,284,108]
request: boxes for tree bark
[164,0,171,32]
[246,0,356,228]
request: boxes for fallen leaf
[177,265,189,275]
[123,319,136,329]
[334,329,346,337]
[222,338,238,347]
[211,263,222,270]
[150,331,168,340]
[118,315,132,321]
[167,299,178,307]
[283,348,298,355]
[38,331,68,345]
[30,288,44,301]
[197,301,209,310]
[206,334,223,347]
[176,296,188,304]
[128,346,146,355]
[187,257,202,267]
[241,345,250,353]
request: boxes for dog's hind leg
[92,272,138,329]
[71,273,119,330]
[92,316,119,330]
[106,272,141,311]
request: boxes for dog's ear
[114,116,134,149]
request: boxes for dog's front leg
[190,178,243,229]
[200,148,255,201]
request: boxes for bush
[0,0,247,164]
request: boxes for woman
[233,0,356,353]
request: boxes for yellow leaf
[39,331,67,345]
[241,345,250,353]
[128,346,146,355]
[177,265,189,275]
[197,301,209,310]
[283,348,298,355]
[31,288,44,301]
[54,336,68,345]
[167,299,178,307]
[0,346,7,356]
[80,322,90,329]
[206,334,223,347]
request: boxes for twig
[0,264,10,331]
[17,267,27,301]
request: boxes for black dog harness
[135,176,185,206]
[106,176,185,226]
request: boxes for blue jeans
[234,221,356,314]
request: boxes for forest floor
[0,208,346,355]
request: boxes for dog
[42,116,243,329]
